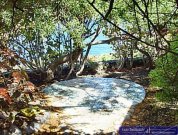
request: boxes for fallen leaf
[0,88,12,104]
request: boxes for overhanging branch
[87,0,178,56]
[105,0,114,18]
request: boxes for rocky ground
[30,66,178,135]
[98,67,178,127]
[2,66,177,135]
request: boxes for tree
[149,36,178,102]
[87,0,178,101]
[1,0,177,76]
[87,0,178,69]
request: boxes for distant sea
[87,44,114,56]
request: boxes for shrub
[149,37,178,102]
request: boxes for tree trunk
[49,48,82,72]
[65,62,74,80]
[134,42,154,70]
[76,44,92,76]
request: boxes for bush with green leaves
[149,37,178,102]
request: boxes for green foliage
[0,0,103,71]
[87,59,99,70]
[20,106,40,118]
[154,88,177,102]
[87,54,115,62]
[149,37,178,102]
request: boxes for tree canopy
[0,0,177,73]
